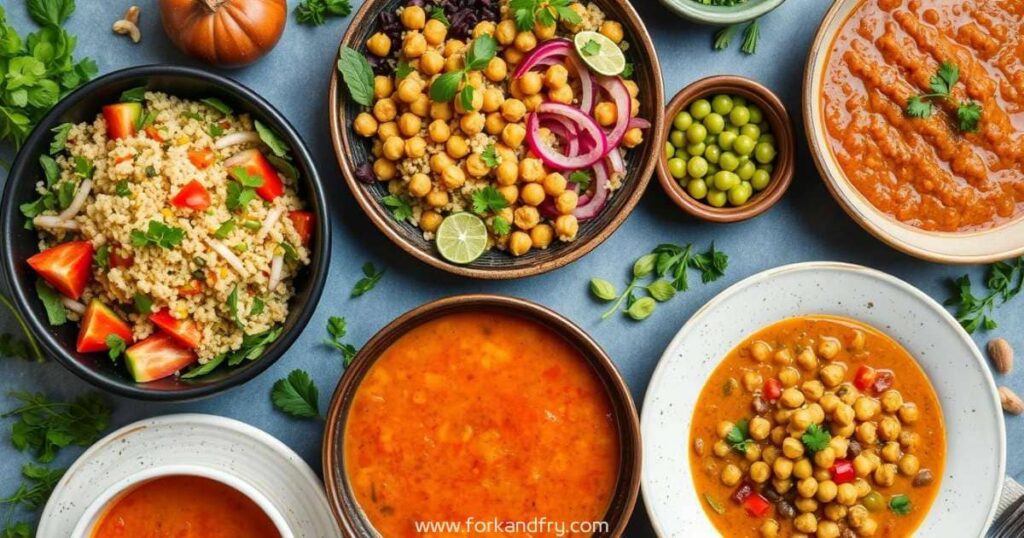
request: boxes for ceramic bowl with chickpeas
[330,0,664,278]
[641,262,1004,537]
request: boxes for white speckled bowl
[641,262,1004,537]
[39,414,342,538]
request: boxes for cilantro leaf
[382,194,414,223]
[49,123,72,154]
[119,86,147,103]
[581,39,601,57]
[568,170,591,191]
[801,423,832,453]
[492,216,511,236]
[957,101,982,133]
[931,62,958,96]
[27,0,75,27]
[725,418,752,454]
[324,315,359,365]
[481,144,501,167]
[132,292,153,315]
[351,262,385,297]
[471,185,508,214]
[34,280,65,326]
[271,369,320,419]
[105,334,125,363]
[905,96,933,118]
[227,284,242,328]
[130,220,184,249]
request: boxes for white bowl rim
[639,260,1006,537]
[658,0,788,25]
[70,463,294,538]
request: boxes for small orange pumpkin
[159,0,287,68]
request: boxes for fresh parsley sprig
[351,262,385,298]
[801,423,831,453]
[429,35,498,111]
[906,61,982,132]
[471,185,508,215]
[324,316,358,365]
[2,391,111,463]
[271,369,321,419]
[509,0,581,31]
[383,194,414,223]
[295,0,352,26]
[1,463,64,512]
[725,418,753,454]
[0,293,44,362]
[713,18,761,55]
[945,257,1023,333]
[130,220,185,250]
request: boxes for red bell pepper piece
[742,493,771,517]
[170,180,211,210]
[763,378,782,401]
[144,126,163,142]
[187,148,215,169]
[149,309,202,349]
[731,480,755,504]
[872,370,895,394]
[853,365,876,391]
[830,459,856,484]
[27,241,94,300]
[288,211,314,246]
[102,102,142,140]
[76,300,133,353]
[227,149,284,201]
[178,280,204,297]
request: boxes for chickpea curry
[690,316,945,538]
[344,311,620,537]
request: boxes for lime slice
[436,213,488,264]
[573,30,626,77]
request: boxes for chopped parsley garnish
[492,216,511,236]
[481,144,501,167]
[382,194,414,223]
[725,418,753,454]
[906,61,982,132]
[801,423,831,453]
[130,220,184,249]
[568,170,591,191]
[581,39,601,57]
[471,185,507,215]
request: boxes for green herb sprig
[509,0,581,31]
[324,316,358,365]
[295,0,352,25]
[906,61,982,132]
[429,35,498,111]
[801,423,831,453]
[471,185,508,215]
[2,391,111,463]
[0,293,43,362]
[382,194,414,223]
[130,220,185,250]
[725,418,753,454]
[271,369,321,419]
[945,257,1023,333]
[337,45,375,107]
[713,18,761,55]
[351,262,385,298]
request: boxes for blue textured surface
[0,0,1020,535]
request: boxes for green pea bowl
[659,0,787,25]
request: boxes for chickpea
[854,478,872,499]
[751,341,772,362]
[530,224,553,249]
[796,476,818,498]
[759,519,780,538]
[381,136,404,161]
[742,461,770,484]
[543,64,569,90]
[853,397,880,422]
[847,505,868,528]
[790,409,813,433]
[498,185,520,205]
[501,123,527,149]
[796,498,819,514]
[899,402,920,424]
[460,112,485,136]
[519,183,545,206]
[425,188,449,208]
[779,366,800,387]
[405,95,428,118]
[549,85,573,105]
[879,390,904,414]
[831,422,855,439]
[816,520,839,538]
[899,431,921,452]
[774,410,792,426]
[814,468,831,482]
[713,439,730,457]
[429,152,453,174]
[853,453,876,477]
[850,330,866,351]
[823,502,846,522]
[800,380,825,403]
[488,162,515,187]
[518,72,543,96]
[624,79,640,98]
[814,337,840,360]
[501,99,527,122]
[898,453,920,476]
[745,443,762,462]
[819,393,841,413]
[445,136,469,159]
[554,214,578,240]
[419,50,445,76]
[423,19,447,46]
[441,165,466,190]
[794,513,818,533]
[373,76,394,99]
[782,437,805,459]
[479,57,507,84]
[858,518,878,536]
[564,3,587,31]
[542,173,567,196]
[397,78,423,103]
[394,113,419,138]
[402,32,427,58]
[555,190,578,215]
[593,102,618,127]
[620,127,643,148]
[534,17,556,39]
[762,445,780,465]
[371,139,383,157]
[442,39,465,58]
[797,348,818,370]
[519,158,544,183]
[377,121,399,142]
[495,19,516,45]
[837,384,860,405]
[775,349,795,367]
[780,388,805,410]
[373,158,396,181]
[819,364,845,387]
[354,112,378,137]
[479,89,504,114]
[773,457,794,480]
[829,437,849,459]
[366,32,391,57]
[874,463,897,487]
[373,98,398,122]
[429,101,453,121]
[836,483,858,506]
[504,46,524,66]
[743,371,765,393]
[423,121,448,145]
[403,137,426,160]
[400,5,425,29]
[879,416,902,442]
[507,231,532,256]
[816,480,838,503]
[464,153,489,178]
[514,206,540,230]
[715,420,735,439]
[814,447,836,469]
[473,20,496,38]
[855,422,878,445]
[401,172,430,197]
[412,210,440,233]
[599,20,625,43]
[773,478,793,495]
[514,30,537,52]
[880,441,901,463]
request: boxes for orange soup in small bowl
[322,295,641,538]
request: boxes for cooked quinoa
[29,92,310,362]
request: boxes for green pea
[759,133,776,145]
[728,183,752,206]
[736,160,756,180]
[740,123,761,140]
[733,134,756,156]
[751,169,771,190]
[667,157,687,179]
[689,98,712,120]
[862,491,884,513]
[755,142,777,164]
[711,94,734,115]
[748,105,763,124]
[726,125,740,135]
[673,111,693,131]
[703,113,725,134]
[675,148,688,159]
[706,189,727,208]
[705,134,717,147]
[729,106,751,127]
[669,129,686,148]
[732,95,747,107]
[706,162,720,176]
[712,170,739,191]
[664,142,674,159]
[758,163,774,173]
[718,131,737,151]
[686,178,708,200]
[704,144,721,164]
[687,156,709,178]
[686,123,708,144]
[686,142,706,156]
[719,151,739,172]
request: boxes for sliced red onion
[57,179,92,221]
[205,238,249,278]
[215,131,260,150]
[627,117,652,130]
[526,103,608,171]
[512,38,572,79]
[540,117,579,158]
[573,161,610,222]
[567,56,596,114]
[607,149,624,176]
[595,76,632,149]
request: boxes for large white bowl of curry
[804,0,1024,264]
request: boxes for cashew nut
[112,6,141,43]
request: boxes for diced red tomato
[227,149,284,201]
[27,241,94,300]
[872,370,895,395]
[763,378,782,401]
[114,154,133,165]
[76,300,133,353]
[288,211,314,245]
[742,493,771,517]
[178,280,204,297]
[731,480,755,504]
[110,249,133,269]
[187,149,215,169]
[144,126,163,142]
[170,180,211,210]
[102,102,142,140]
[830,459,856,484]
[149,309,202,349]
[853,365,876,391]
[125,332,197,383]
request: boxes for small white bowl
[71,464,293,538]
[659,0,787,25]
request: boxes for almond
[987,338,1014,374]
[999,386,1023,416]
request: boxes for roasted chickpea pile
[352,2,645,258]
[691,318,945,538]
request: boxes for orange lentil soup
[344,311,619,538]
[823,0,1024,232]
[90,475,281,538]
[690,316,945,538]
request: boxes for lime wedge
[435,213,488,264]
[574,30,626,77]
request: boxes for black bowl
[0,65,330,401]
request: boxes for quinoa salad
[342,0,649,263]
[20,90,313,382]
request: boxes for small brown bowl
[657,75,795,223]
[329,0,664,279]
[321,294,641,537]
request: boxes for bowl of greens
[660,0,786,25]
